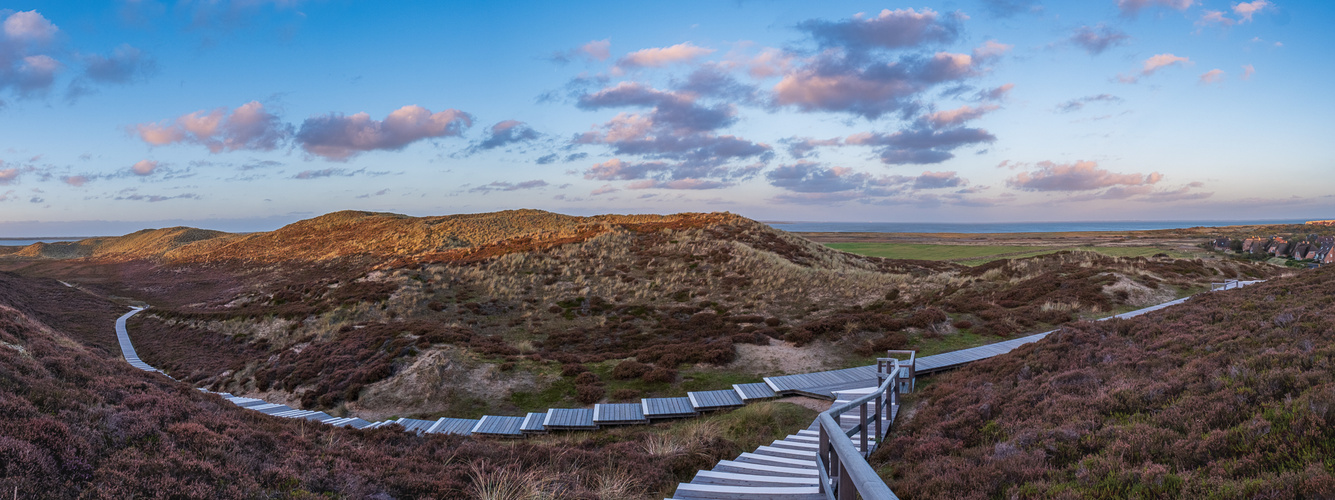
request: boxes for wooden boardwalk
[113,283,1262,442]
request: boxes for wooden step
[690,470,818,487]
[711,460,819,477]
[753,445,816,460]
[734,452,817,469]
[671,483,824,500]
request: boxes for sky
[0,0,1332,236]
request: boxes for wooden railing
[814,351,914,500]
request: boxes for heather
[873,267,1335,499]
[0,211,1279,419]
[0,272,815,499]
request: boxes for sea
[0,238,89,247]
[765,220,1309,234]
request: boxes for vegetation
[0,271,816,499]
[0,211,1281,422]
[873,267,1335,499]
[828,242,1195,265]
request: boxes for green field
[827,243,1194,266]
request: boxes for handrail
[815,357,903,500]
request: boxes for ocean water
[0,238,87,247]
[765,220,1309,234]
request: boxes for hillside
[872,267,1335,499]
[0,210,1282,421]
[0,271,826,499]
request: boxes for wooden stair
[666,386,896,499]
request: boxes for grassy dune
[827,242,1198,266]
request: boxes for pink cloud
[295,105,473,160]
[1199,69,1225,84]
[1007,160,1162,191]
[1233,0,1271,22]
[747,48,796,79]
[617,42,714,69]
[0,167,20,185]
[131,159,159,176]
[1118,53,1190,83]
[923,104,998,128]
[1242,64,1255,80]
[580,39,611,61]
[1197,10,1235,27]
[2,10,58,42]
[1144,53,1190,73]
[590,184,619,196]
[1117,0,1195,16]
[62,175,89,187]
[972,40,1012,61]
[135,101,290,153]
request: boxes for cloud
[0,167,19,184]
[582,158,750,189]
[292,168,388,180]
[469,179,549,194]
[1117,0,1195,16]
[1117,53,1190,83]
[3,10,58,41]
[1233,0,1271,22]
[912,170,967,189]
[1197,10,1235,27]
[772,50,987,119]
[580,39,611,61]
[1241,64,1255,80]
[590,184,619,196]
[574,82,770,184]
[552,38,611,63]
[131,159,159,176]
[578,81,735,131]
[766,161,978,205]
[675,65,760,103]
[972,40,1012,62]
[625,178,727,190]
[979,0,1042,18]
[766,161,877,193]
[476,120,540,150]
[796,8,961,51]
[1199,69,1225,84]
[975,83,1014,102]
[115,193,200,202]
[355,188,389,199]
[296,105,473,160]
[1007,160,1161,191]
[1056,94,1122,112]
[0,10,62,97]
[783,137,843,158]
[1070,24,1129,55]
[135,101,292,153]
[923,104,998,128]
[846,127,996,165]
[616,42,714,69]
[81,44,155,84]
[62,175,89,187]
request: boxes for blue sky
[0,0,1331,235]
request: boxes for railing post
[819,421,831,492]
[838,459,855,500]
[875,389,883,446]
[860,402,869,457]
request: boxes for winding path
[110,282,1263,498]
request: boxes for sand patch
[729,340,843,377]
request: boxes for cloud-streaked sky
[0,0,1331,234]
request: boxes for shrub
[611,360,651,380]
[642,367,677,384]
